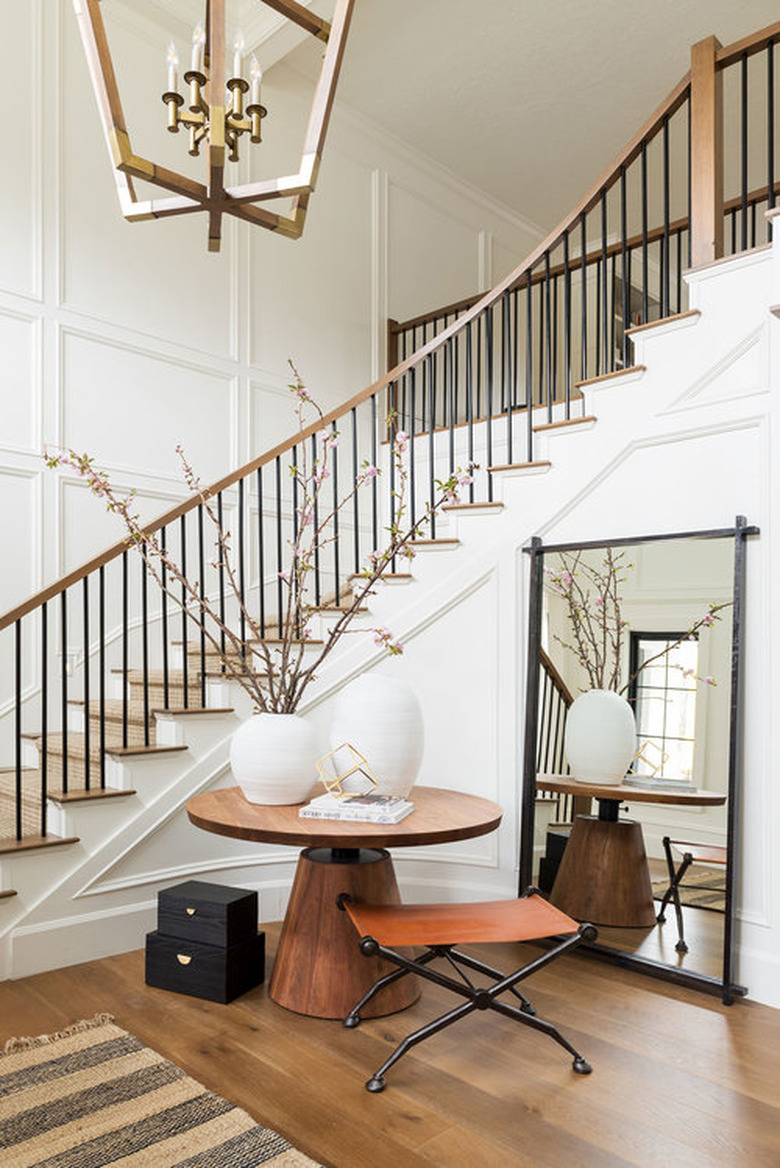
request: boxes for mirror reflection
[533,535,734,981]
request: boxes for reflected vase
[564,689,636,785]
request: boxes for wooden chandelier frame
[72,0,355,251]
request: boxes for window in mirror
[629,632,698,781]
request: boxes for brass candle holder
[163,71,267,163]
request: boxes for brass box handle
[186,907,196,916]
[177,954,192,966]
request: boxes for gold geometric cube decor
[72,0,354,252]
[316,743,379,798]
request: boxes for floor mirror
[520,517,757,1003]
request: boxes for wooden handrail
[4,22,776,634]
[715,19,780,69]
[540,648,574,708]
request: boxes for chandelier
[72,0,354,252]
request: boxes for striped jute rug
[0,1014,319,1167]
[651,868,726,912]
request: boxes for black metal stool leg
[365,999,477,1093]
[343,948,439,1028]
[488,996,592,1074]
[448,947,537,1014]
[671,853,693,953]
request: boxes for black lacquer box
[145,880,265,1004]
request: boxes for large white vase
[230,712,317,805]
[564,689,636,785]
[330,674,424,797]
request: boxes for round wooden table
[536,774,727,927]
[187,785,503,1019]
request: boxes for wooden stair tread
[487,460,551,472]
[47,787,136,805]
[532,415,597,433]
[0,889,18,899]
[411,538,460,547]
[0,834,79,856]
[153,706,235,716]
[442,501,504,512]
[348,572,413,581]
[574,364,645,389]
[624,309,700,336]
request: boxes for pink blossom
[704,675,716,686]
[394,430,409,453]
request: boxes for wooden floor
[2,923,780,1167]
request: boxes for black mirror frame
[520,516,758,1005]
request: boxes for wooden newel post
[690,35,724,267]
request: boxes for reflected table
[187,785,502,1019]
[536,774,727,927]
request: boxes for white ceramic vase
[329,674,424,798]
[230,712,317,805]
[564,689,636,785]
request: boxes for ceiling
[285,0,780,232]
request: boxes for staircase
[0,22,778,980]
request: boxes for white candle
[250,55,262,105]
[191,24,205,72]
[233,30,244,81]
[166,42,178,92]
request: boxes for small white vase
[230,712,317,805]
[330,674,424,798]
[564,689,636,785]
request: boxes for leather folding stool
[337,887,597,1092]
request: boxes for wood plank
[574,365,645,389]
[2,932,780,1166]
[0,833,78,856]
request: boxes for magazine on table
[299,792,414,823]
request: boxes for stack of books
[299,792,414,823]
[623,774,696,792]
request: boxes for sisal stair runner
[0,1014,319,1166]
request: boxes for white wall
[0,0,540,620]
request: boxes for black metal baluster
[769,42,776,213]
[601,190,608,373]
[238,478,246,657]
[512,287,519,412]
[351,409,360,576]
[465,321,474,501]
[370,395,378,554]
[551,275,559,401]
[447,338,455,475]
[595,257,602,376]
[389,385,397,569]
[98,568,105,789]
[609,253,617,371]
[485,309,494,498]
[741,51,749,252]
[123,547,131,736]
[620,164,629,368]
[676,230,683,313]
[83,576,90,788]
[409,367,417,528]
[141,545,150,740]
[61,590,68,793]
[41,603,48,831]
[580,212,588,380]
[161,527,170,707]
[663,114,671,316]
[687,92,693,269]
[15,620,22,840]
[196,507,205,706]
[310,437,321,602]
[475,315,482,420]
[427,353,437,533]
[255,474,265,638]
[563,231,572,416]
[179,519,188,709]
[217,494,227,658]
[543,254,552,416]
[502,290,512,461]
[275,457,283,638]
[537,271,544,406]
[331,421,340,603]
[526,268,534,462]
[291,449,299,635]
